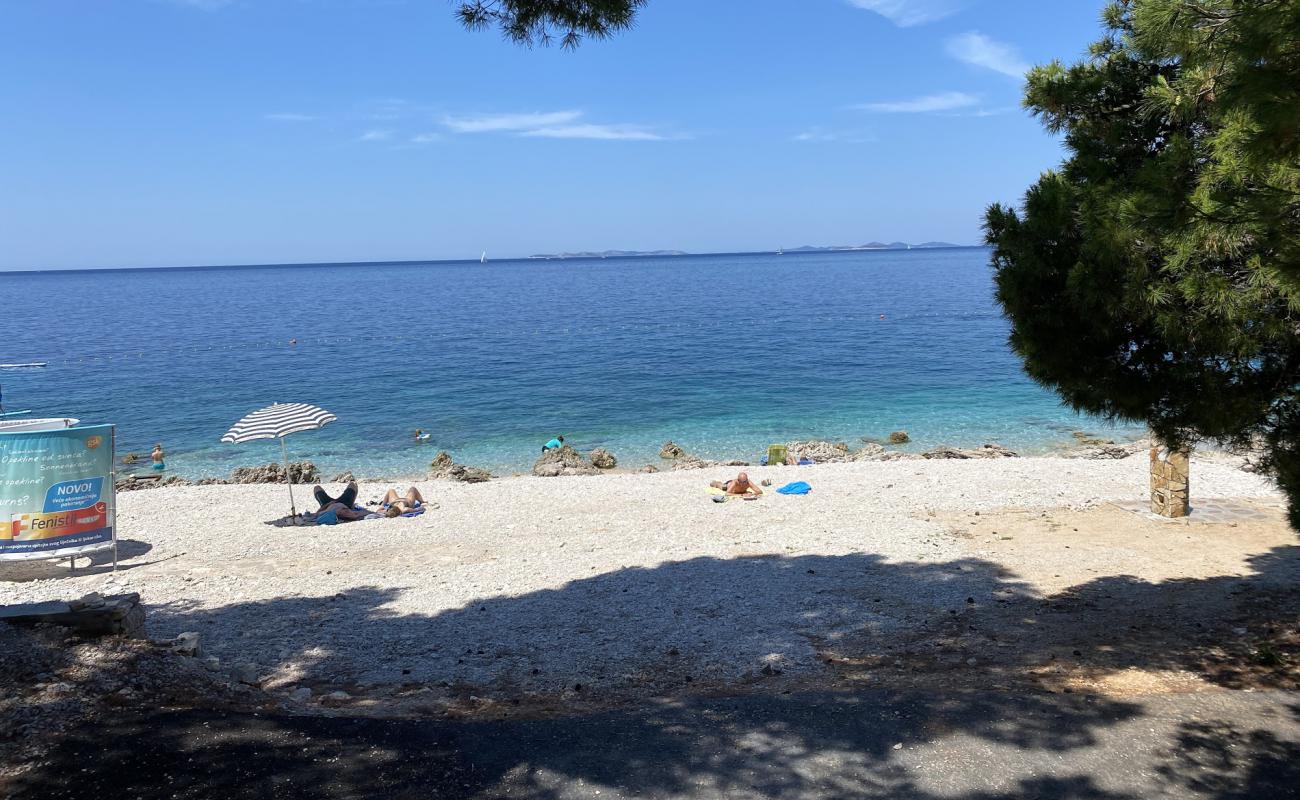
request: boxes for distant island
[528,249,689,259]
[527,242,966,260]
[786,242,961,252]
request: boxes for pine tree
[456,0,645,48]
[985,0,1300,525]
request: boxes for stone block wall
[1150,447,1190,518]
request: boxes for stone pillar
[1150,446,1190,518]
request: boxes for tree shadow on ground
[1156,705,1300,799]
[0,539,155,583]
[7,547,1300,799]
[9,690,1298,799]
[138,545,1300,697]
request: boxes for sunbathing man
[309,480,369,522]
[381,486,426,518]
[710,471,763,497]
[314,480,358,511]
[315,501,370,522]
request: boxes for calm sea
[0,249,1140,477]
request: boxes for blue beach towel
[313,505,371,525]
[776,481,812,495]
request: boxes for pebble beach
[0,453,1288,707]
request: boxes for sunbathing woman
[710,471,763,497]
[381,486,426,518]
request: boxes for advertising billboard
[0,424,116,561]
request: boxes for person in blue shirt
[542,435,565,454]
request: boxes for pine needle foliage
[985,0,1300,526]
[455,0,645,49]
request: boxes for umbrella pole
[280,436,298,523]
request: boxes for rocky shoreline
[115,432,1177,493]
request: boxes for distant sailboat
[777,246,784,255]
[480,251,487,264]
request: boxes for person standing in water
[151,443,166,471]
[542,435,564,454]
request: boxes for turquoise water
[0,249,1140,477]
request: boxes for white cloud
[793,127,873,143]
[410,133,442,144]
[358,129,393,142]
[946,32,1030,79]
[441,110,675,141]
[845,0,960,27]
[855,91,980,113]
[264,113,316,122]
[521,124,665,141]
[441,111,583,134]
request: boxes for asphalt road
[7,688,1299,799]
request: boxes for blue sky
[1,0,1106,270]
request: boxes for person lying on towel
[313,481,370,520]
[380,486,426,518]
[314,480,359,511]
[709,471,764,497]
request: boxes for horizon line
[0,244,985,276]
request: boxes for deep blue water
[0,249,1139,477]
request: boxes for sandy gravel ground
[1,455,1295,710]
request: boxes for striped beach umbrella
[221,402,337,520]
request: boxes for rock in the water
[533,445,598,477]
[888,431,910,444]
[428,451,455,478]
[922,444,1017,460]
[330,471,355,483]
[590,448,618,469]
[430,451,491,481]
[1071,431,1114,446]
[640,464,659,473]
[230,461,319,485]
[659,441,686,459]
[448,464,491,483]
